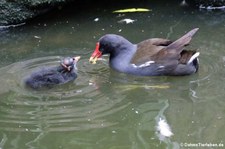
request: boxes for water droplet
[151,137,155,140]
[112,130,116,133]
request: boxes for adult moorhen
[25,56,80,89]
[89,28,200,76]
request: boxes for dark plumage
[89,28,200,76]
[25,56,80,89]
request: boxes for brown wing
[151,28,199,62]
[131,38,172,64]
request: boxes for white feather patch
[157,118,173,137]
[132,61,155,68]
[187,52,200,64]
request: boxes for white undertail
[187,52,200,64]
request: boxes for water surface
[0,1,225,149]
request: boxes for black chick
[25,56,80,89]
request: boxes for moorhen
[25,56,80,89]
[89,28,200,76]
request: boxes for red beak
[89,42,102,64]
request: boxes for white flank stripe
[131,61,155,68]
[138,61,155,68]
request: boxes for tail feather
[166,28,199,53]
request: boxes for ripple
[188,52,225,101]
[0,56,129,132]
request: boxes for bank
[0,0,225,27]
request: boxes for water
[0,1,225,148]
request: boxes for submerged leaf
[118,18,136,24]
[116,84,170,91]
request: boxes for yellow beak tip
[89,57,98,64]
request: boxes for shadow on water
[0,0,225,148]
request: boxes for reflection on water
[0,0,225,148]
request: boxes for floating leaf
[113,8,151,13]
[34,35,41,39]
[118,18,136,24]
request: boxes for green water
[0,1,225,149]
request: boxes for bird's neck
[109,44,137,72]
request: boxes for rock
[1,0,225,27]
[0,0,73,26]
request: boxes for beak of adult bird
[89,42,102,64]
